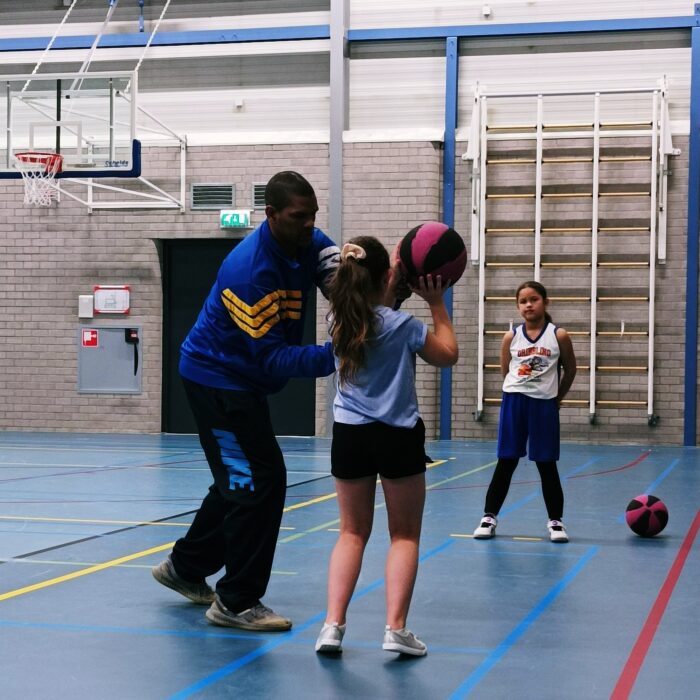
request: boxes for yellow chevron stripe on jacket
[222,288,303,338]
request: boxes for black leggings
[484,458,564,521]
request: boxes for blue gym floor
[0,431,697,699]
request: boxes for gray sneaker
[205,596,292,631]
[315,622,346,653]
[152,555,215,605]
[382,626,427,656]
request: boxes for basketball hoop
[13,151,64,207]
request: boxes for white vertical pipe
[179,139,186,213]
[130,72,138,144]
[590,93,601,420]
[534,95,543,281]
[648,92,659,420]
[469,89,481,264]
[109,78,115,162]
[657,89,669,263]
[477,96,488,417]
[6,82,11,168]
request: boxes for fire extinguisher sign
[82,329,99,347]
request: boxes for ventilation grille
[191,184,235,210]
[252,183,266,210]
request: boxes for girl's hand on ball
[412,274,447,304]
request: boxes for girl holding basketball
[315,235,458,656]
[473,281,577,543]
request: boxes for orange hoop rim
[14,151,64,174]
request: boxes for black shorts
[331,419,427,480]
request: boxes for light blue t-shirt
[333,305,428,428]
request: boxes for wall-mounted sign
[220,209,251,229]
[94,285,130,314]
[82,329,98,347]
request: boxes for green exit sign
[220,209,251,228]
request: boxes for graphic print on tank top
[502,323,560,399]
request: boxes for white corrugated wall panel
[138,86,329,145]
[346,48,689,139]
[349,57,445,136]
[457,47,690,135]
[350,1,695,29]
[0,11,330,40]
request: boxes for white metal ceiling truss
[34,0,186,213]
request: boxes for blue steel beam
[440,37,458,440]
[348,15,700,42]
[684,24,700,446]
[4,13,698,55]
[0,25,330,52]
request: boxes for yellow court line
[0,559,299,576]
[283,492,338,512]
[450,533,544,542]
[429,460,497,489]
[279,460,473,544]
[0,458,492,601]
[0,542,174,602]
[0,516,295,531]
[0,515,191,527]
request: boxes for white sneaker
[315,622,346,653]
[383,626,427,656]
[473,515,497,539]
[547,519,569,543]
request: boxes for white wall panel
[0,41,330,67]
[138,86,329,145]
[0,12,330,39]
[350,1,695,29]
[349,57,445,135]
[346,48,689,140]
[456,47,690,135]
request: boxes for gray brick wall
[0,138,693,445]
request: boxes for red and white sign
[94,285,130,314]
[82,329,99,347]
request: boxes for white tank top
[502,322,560,399]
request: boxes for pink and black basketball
[625,494,668,537]
[397,221,467,287]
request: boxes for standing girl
[473,281,577,542]
[315,235,458,656]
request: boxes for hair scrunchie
[340,243,367,261]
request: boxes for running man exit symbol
[82,329,98,347]
[220,209,251,228]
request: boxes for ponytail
[328,236,390,385]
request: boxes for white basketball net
[13,152,64,207]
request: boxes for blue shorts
[497,392,560,462]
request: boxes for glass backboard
[0,71,140,179]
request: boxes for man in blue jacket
[153,171,339,630]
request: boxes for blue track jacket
[180,220,340,394]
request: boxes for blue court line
[0,617,490,655]
[168,539,455,699]
[0,618,262,640]
[448,545,599,699]
[564,458,599,478]
[615,458,680,523]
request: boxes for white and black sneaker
[547,519,569,543]
[473,515,497,539]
